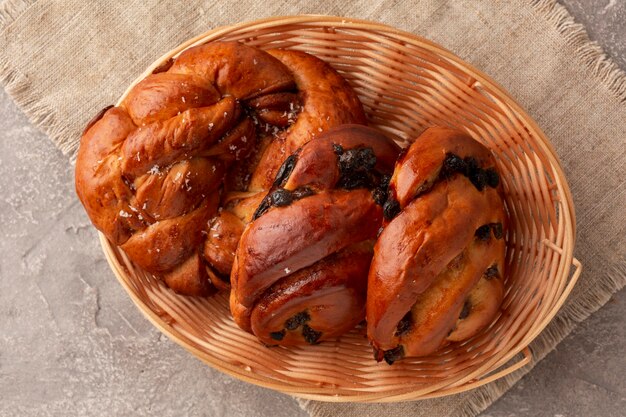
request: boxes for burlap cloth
[1,0,624,416]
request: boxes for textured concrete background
[0,1,624,416]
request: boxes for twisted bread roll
[367,127,506,363]
[231,125,400,346]
[76,41,365,296]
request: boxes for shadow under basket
[99,15,581,403]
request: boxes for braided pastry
[231,125,400,346]
[367,127,506,363]
[75,41,365,296]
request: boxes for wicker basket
[99,15,581,402]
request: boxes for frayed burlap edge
[532,0,626,103]
[0,0,36,30]
[299,1,626,414]
[0,0,79,157]
[0,57,76,156]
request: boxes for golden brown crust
[120,194,219,272]
[201,117,257,163]
[447,274,504,342]
[231,125,399,345]
[227,192,267,224]
[120,97,240,178]
[230,280,253,332]
[75,41,368,297]
[368,180,505,346]
[163,251,216,297]
[391,127,495,208]
[75,107,139,245]
[382,228,505,357]
[121,73,221,126]
[247,50,368,192]
[132,157,225,221]
[203,211,244,277]
[236,189,383,307]
[169,41,295,100]
[367,127,506,362]
[283,125,399,190]
[267,50,367,149]
[250,243,371,346]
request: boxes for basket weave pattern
[100,16,580,402]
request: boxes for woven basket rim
[101,15,581,402]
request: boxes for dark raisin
[464,157,479,173]
[383,198,401,220]
[475,224,491,241]
[491,222,503,239]
[442,153,467,177]
[285,311,310,330]
[270,330,286,341]
[302,324,322,345]
[270,188,293,207]
[485,168,500,188]
[291,186,315,200]
[373,173,391,205]
[339,147,377,172]
[395,312,413,336]
[357,148,377,170]
[333,143,344,155]
[379,174,391,189]
[338,149,357,169]
[383,345,405,365]
[372,171,391,206]
[459,300,471,320]
[273,154,297,187]
[464,157,487,191]
[336,146,378,190]
[338,173,370,190]
[485,265,500,279]
[468,168,487,191]
[372,187,387,206]
[252,198,271,220]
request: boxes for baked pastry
[75,41,365,296]
[202,48,366,288]
[231,125,400,346]
[367,127,506,363]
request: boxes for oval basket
[99,15,581,402]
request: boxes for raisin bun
[231,125,400,346]
[367,127,506,363]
